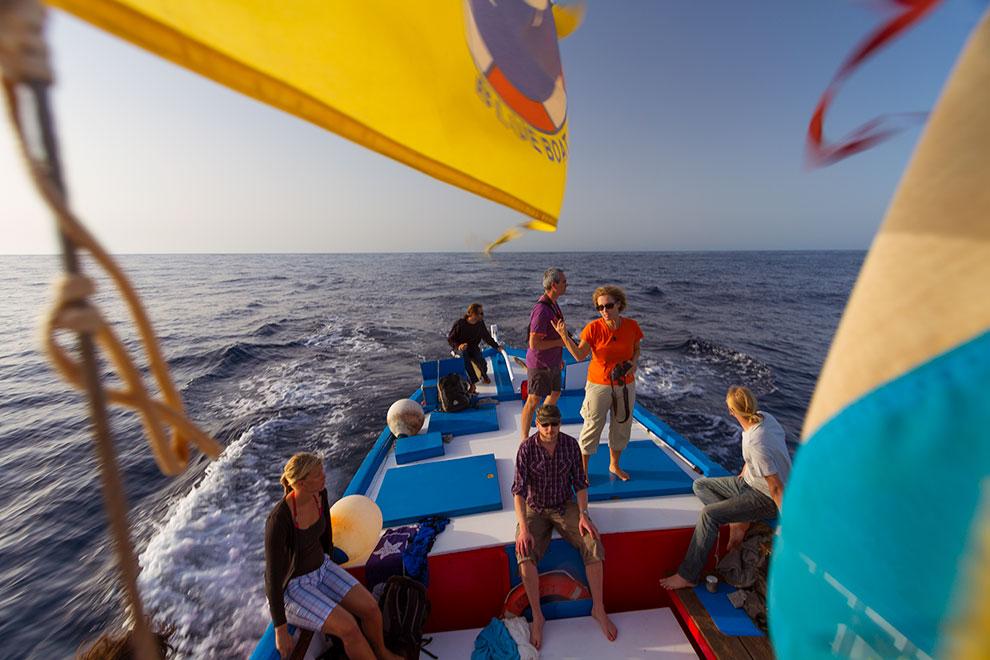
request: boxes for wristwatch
[580,508,591,517]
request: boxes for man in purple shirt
[512,404,617,649]
[520,267,567,441]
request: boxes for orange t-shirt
[581,317,643,385]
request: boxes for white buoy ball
[387,398,425,437]
[330,495,383,566]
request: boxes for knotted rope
[1,1,221,475]
[2,3,221,658]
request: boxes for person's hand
[516,526,535,559]
[457,342,468,351]
[579,511,599,539]
[275,625,294,659]
[551,318,567,338]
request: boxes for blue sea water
[0,251,861,658]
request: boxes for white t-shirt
[742,411,792,500]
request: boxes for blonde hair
[592,285,627,312]
[466,302,483,316]
[726,386,763,425]
[280,453,322,495]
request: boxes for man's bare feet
[659,573,696,590]
[529,614,545,649]
[591,606,618,642]
[609,464,630,481]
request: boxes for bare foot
[609,464,630,481]
[529,614,545,650]
[659,573,696,590]
[591,607,618,642]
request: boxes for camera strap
[610,377,631,424]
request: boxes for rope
[0,0,52,84]
[1,13,222,478]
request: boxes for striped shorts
[284,556,359,631]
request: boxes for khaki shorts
[578,381,636,455]
[527,367,562,399]
[515,500,605,565]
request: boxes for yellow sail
[46,0,569,230]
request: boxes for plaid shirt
[511,431,589,514]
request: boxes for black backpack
[380,575,434,659]
[437,373,471,412]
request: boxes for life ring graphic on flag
[464,0,567,134]
[502,569,591,616]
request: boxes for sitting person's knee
[692,478,709,496]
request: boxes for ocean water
[0,251,861,658]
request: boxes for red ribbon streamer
[807,0,944,166]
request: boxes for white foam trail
[139,319,389,657]
[636,358,705,401]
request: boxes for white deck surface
[426,607,697,659]
[364,356,704,558]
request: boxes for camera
[610,361,633,383]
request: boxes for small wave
[251,321,285,337]
[642,285,664,297]
[680,337,776,394]
[636,359,704,402]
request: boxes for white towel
[503,615,539,660]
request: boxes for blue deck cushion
[530,391,584,427]
[693,584,764,636]
[394,431,445,465]
[376,453,502,526]
[420,357,468,381]
[427,403,499,437]
[586,440,695,501]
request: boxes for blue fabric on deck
[403,516,450,586]
[586,441,695,501]
[529,392,583,427]
[693,584,764,637]
[395,431,444,464]
[376,454,502,526]
[472,618,520,660]
[428,403,499,436]
[770,330,990,658]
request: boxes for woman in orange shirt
[553,285,642,480]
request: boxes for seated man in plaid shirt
[512,403,617,649]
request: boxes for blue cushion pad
[394,431,444,465]
[530,392,584,427]
[586,440,695,501]
[692,584,764,636]
[428,403,499,437]
[376,453,502,526]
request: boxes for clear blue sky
[1,1,984,253]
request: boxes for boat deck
[428,607,698,658]
[669,589,775,660]
[364,394,706,556]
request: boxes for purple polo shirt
[511,431,588,514]
[525,295,563,369]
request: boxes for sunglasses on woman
[596,302,616,311]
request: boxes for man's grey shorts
[527,367,562,398]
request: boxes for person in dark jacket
[265,453,401,660]
[447,302,501,393]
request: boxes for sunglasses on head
[596,302,616,311]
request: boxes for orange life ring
[502,570,592,617]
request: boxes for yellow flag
[48,0,569,229]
